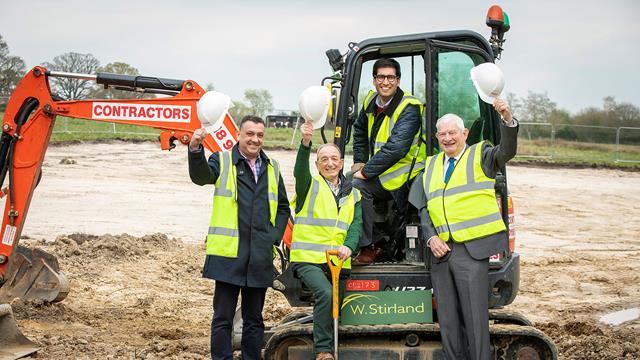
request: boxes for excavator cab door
[424,39,499,155]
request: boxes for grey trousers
[431,241,491,360]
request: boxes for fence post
[550,123,556,159]
[615,127,621,163]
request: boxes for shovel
[325,249,343,360]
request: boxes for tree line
[0,34,274,119]
[507,91,640,143]
[2,33,639,140]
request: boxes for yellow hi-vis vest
[363,91,426,191]
[423,141,506,242]
[206,151,280,257]
[290,175,361,269]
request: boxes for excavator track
[264,321,557,360]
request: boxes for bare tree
[43,52,100,100]
[520,91,557,124]
[603,96,640,127]
[228,100,251,122]
[0,35,26,103]
[244,89,273,118]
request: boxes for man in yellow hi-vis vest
[351,58,426,265]
[291,121,362,360]
[189,115,290,360]
[410,99,517,360]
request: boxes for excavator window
[429,45,498,154]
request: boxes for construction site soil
[5,142,639,359]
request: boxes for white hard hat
[470,62,505,104]
[197,91,232,129]
[298,85,331,130]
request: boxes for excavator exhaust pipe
[0,303,39,359]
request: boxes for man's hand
[337,246,352,261]
[189,128,208,151]
[351,162,365,174]
[493,99,513,125]
[428,236,451,258]
[300,121,313,146]
[353,170,366,180]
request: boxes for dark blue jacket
[189,144,290,288]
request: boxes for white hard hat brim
[472,77,500,104]
[470,63,504,104]
[298,86,331,129]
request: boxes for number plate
[346,279,380,291]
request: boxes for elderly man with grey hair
[409,98,518,360]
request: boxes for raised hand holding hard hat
[197,91,233,131]
[470,62,505,104]
[298,85,331,130]
[191,91,233,150]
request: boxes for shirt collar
[324,177,341,196]
[365,87,405,117]
[444,144,467,164]
[375,95,393,108]
[232,144,268,165]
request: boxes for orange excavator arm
[0,66,242,301]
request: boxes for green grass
[516,138,640,168]
[50,117,160,142]
[1,113,637,169]
[263,127,333,150]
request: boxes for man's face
[437,121,469,158]
[238,121,265,158]
[373,66,400,101]
[316,146,344,181]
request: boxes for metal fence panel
[617,127,640,163]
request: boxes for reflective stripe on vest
[290,176,360,269]
[423,141,506,242]
[206,151,280,257]
[363,91,426,191]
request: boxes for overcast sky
[2,0,639,114]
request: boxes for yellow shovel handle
[325,250,343,319]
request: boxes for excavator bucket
[0,303,39,359]
[0,246,68,359]
[0,245,69,304]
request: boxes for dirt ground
[4,142,640,359]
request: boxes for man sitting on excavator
[351,58,426,264]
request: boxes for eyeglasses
[374,74,399,83]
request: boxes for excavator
[0,5,557,360]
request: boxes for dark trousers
[352,177,408,248]
[431,241,491,360]
[211,281,267,360]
